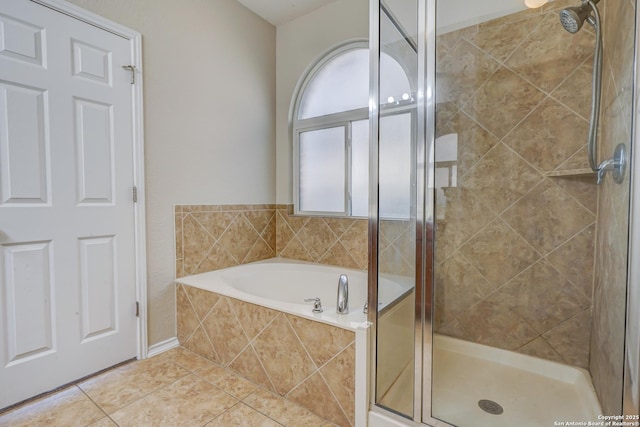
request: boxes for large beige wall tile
[460,143,543,214]
[459,219,540,288]
[506,13,594,92]
[228,346,276,393]
[436,39,500,106]
[543,309,591,368]
[201,298,249,365]
[502,179,595,255]
[286,315,355,366]
[435,251,495,326]
[457,299,538,351]
[176,285,199,343]
[287,373,351,427]
[546,224,595,300]
[492,260,590,334]
[466,15,541,63]
[320,344,356,426]
[463,68,545,139]
[252,315,316,395]
[227,299,279,340]
[503,98,588,172]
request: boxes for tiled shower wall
[433,0,598,369]
[590,0,636,415]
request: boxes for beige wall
[66,0,276,346]
[275,0,368,204]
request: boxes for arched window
[291,40,412,217]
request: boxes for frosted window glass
[298,49,369,119]
[379,113,412,219]
[351,119,370,217]
[299,127,346,213]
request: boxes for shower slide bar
[560,0,627,185]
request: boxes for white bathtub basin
[176,257,412,331]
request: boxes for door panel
[3,241,55,365]
[74,98,114,204]
[78,235,117,342]
[0,0,138,408]
[0,12,46,67]
[0,81,50,205]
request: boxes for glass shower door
[371,0,419,419]
[371,0,637,426]
[430,0,637,425]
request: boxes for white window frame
[291,40,370,217]
[290,39,416,218]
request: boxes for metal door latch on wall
[122,65,137,84]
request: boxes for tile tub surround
[175,204,370,277]
[176,203,417,277]
[176,283,356,427]
[0,347,338,427]
[434,2,597,369]
[175,204,278,278]
[276,206,368,270]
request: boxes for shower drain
[478,399,504,415]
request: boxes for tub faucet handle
[304,297,323,313]
[337,274,349,314]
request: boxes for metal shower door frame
[623,0,640,416]
[367,0,453,425]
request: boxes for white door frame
[29,0,148,360]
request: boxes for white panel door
[0,0,138,408]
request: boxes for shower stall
[368,0,639,425]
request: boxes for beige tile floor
[0,347,338,427]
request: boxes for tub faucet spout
[337,274,349,314]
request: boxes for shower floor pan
[379,335,602,426]
[433,335,601,426]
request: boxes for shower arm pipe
[587,0,602,174]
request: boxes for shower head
[559,0,601,33]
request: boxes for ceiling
[237,0,338,26]
[238,0,537,33]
